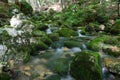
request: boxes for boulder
[70,50,102,80]
[104,58,120,75]
[58,28,78,37]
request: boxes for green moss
[110,19,120,34]
[87,35,111,51]
[0,73,10,80]
[70,50,102,80]
[58,28,78,37]
[64,40,81,48]
[48,33,59,41]
[37,40,49,50]
[103,48,120,57]
[46,74,61,80]
[23,51,31,63]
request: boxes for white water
[77,30,86,37]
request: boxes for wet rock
[70,50,102,80]
[104,58,120,75]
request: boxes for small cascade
[46,24,52,34]
[77,30,86,37]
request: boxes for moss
[40,36,52,46]
[64,40,81,48]
[110,19,120,34]
[87,35,111,51]
[46,74,61,80]
[37,40,49,50]
[23,51,31,63]
[32,30,46,37]
[48,33,59,41]
[58,28,78,37]
[0,73,10,80]
[70,50,102,80]
[103,47,120,57]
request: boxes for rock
[64,40,82,48]
[23,66,31,71]
[8,60,14,69]
[103,46,120,57]
[87,35,108,51]
[70,50,102,80]
[63,47,70,52]
[46,74,61,80]
[58,28,78,37]
[87,35,117,51]
[109,20,115,24]
[23,71,31,76]
[110,19,120,34]
[104,58,120,75]
[99,24,105,30]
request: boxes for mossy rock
[104,58,120,75]
[46,74,61,80]
[48,33,59,41]
[47,58,70,76]
[85,22,100,33]
[103,46,120,57]
[35,23,48,31]
[87,35,112,51]
[110,19,120,34]
[0,73,10,80]
[58,28,78,37]
[37,40,49,50]
[64,40,82,48]
[70,50,102,80]
[40,36,52,46]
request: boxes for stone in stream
[104,58,120,75]
[70,50,102,80]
